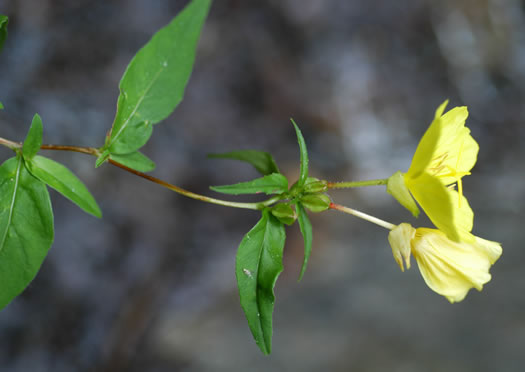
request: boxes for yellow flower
[403,100,479,242]
[388,223,502,303]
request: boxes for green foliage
[22,114,43,160]
[103,0,211,157]
[109,151,155,172]
[208,150,280,175]
[296,202,313,281]
[0,156,54,310]
[210,173,288,195]
[236,210,285,355]
[27,156,101,218]
[0,15,8,54]
[291,119,309,187]
[0,102,3,110]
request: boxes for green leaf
[22,114,43,160]
[0,156,54,310]
[236,210,285,355]
[0,102,4,110]
[109,151,156,172]
[210,173,288,195]
[0,15,8,54]
[106,0,211,154]
[291,119,309,187]
[26,156,101,218]
[387,171,420,218]
[208,150,279,175]
[296,202,312,281]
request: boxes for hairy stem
[326,178,388,189]
[0,138,279,210]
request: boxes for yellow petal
[411,228,502,303]
[405,173,473,242]
[406,102,478,184]
[388,223,415,271]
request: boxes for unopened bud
[271,204,297,225]
[300,193,331,212]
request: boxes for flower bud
[300,193,331,213]
[271,204,297,225]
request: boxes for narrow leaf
[210,173,288,195]
[208,150,279,175]
[236,210,285,355]
[0,156,54,310]
[22,114,43,160]
[26,155,101,218]
[0,15,8,54]
[109,151,156,172]
[107,0,211,154]
[296,202,313,281]
[291,119,309,187]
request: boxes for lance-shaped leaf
[210,173,288,195]
[22,114,43,160]
[296,202,313,281]
[236,210,285,355]
[26,156,101,218]
[0,15,8,54]
[291,119,309,187]
[109,151,155,172]
[0,156,54,310]
[208,150,279,176]
[106,0,211,155]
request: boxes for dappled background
[0,0,524,371]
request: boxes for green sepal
[0,15,8,54]
[210,173,288,195]
[208,150,279,176]
[0,156,54,310]
[387,171,420,217]
[270,203,297,226]
[109,151,156,172]
[236,210,285,355]
[296,202,313,281]
[291,119,309,187]
[22,114,43,161]
[95,150,110,168]
[26,155,102,218]
[300,193,331,213]
[106,0,211,154]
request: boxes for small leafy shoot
[210,173,288,195]
[291,119,309,187]
[22,114,43,161]
[208,150,280,175]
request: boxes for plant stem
[329,202,395,230]
[107,159,278,210]
[326,178,388,189]
[0,137,279,210]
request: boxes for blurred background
[0,0,524,371]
